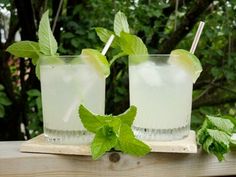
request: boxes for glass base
[132,124,190,141]
[44,127,93,145]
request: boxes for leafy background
[0,0,235,140]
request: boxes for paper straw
[190,21,205,54]
[101,34,115,55]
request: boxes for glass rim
[129,54,179,57]
[40,55,85,58]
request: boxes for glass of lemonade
[40,55,105,144]
[129,54,193,141]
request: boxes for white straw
[63,35,114,122]
[190,21,205,54]
[101,34,115,55]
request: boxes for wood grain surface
[0,141,236,177]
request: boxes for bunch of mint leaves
[197,115,236,161]
[95,11,148,64]
[79,105,151,160]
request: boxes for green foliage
[26,89,43,138]
[0,84,12,118]
[79,105,151,160]
[197,115,235,161]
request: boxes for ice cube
[136,62,163,87]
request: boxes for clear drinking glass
[40,55,105,144]
[129,55,193,141]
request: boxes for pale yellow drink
[40,56,105,144]
[129,55,193,141]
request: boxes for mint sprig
[197,115,236,161]
[79,105,151,160]
[6,10,58,79]
[95,11,148,65]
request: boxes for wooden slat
[20,131,197,155]
[0,141,236,177]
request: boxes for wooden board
[20,130,197,155]
[1,141,236,177]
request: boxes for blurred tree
[0,0,235,140]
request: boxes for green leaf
[0,93,12,106]
[114,11,130,36]
[35,59,40,79]
[6,41,40,59]
[114,105,137,127]
[119,32,148,55]
[222,115,236,129]
[197,119,209,145]
[203,137,213,153]
[207,129,231,147]
[79,105,112,133]
[207,115,234,134]
[211,142,229,161]
[95,27,119,48]
[0,105,5,118]
[38,10,58,56]
[27,89,41,97]
[107,118,121,136]
[117,124,151,156]
[91,126,118,160]
[231,134,236,145]
[31,57,39,65]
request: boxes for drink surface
[40,64,105,131]
[129,61,193,130]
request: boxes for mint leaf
[6,41,40,62]
[120,32,148,55]
[38,10,58,56]
[114,105,137,127]
[203,137,213,153]
[79,105,112,133]
[211,142,229,161]
[91,126,118,160]
[231,134,236,144]
[197,119,208,144]
[207,129,231,147]
[114,11,130,36]
[95,27,119,48]
[35,59,40,79]
[117,124,151,156]
[207,115,234,134]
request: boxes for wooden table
[0,141,236,177]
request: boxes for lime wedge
[81,49,110,78]
[170,49,202,83]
